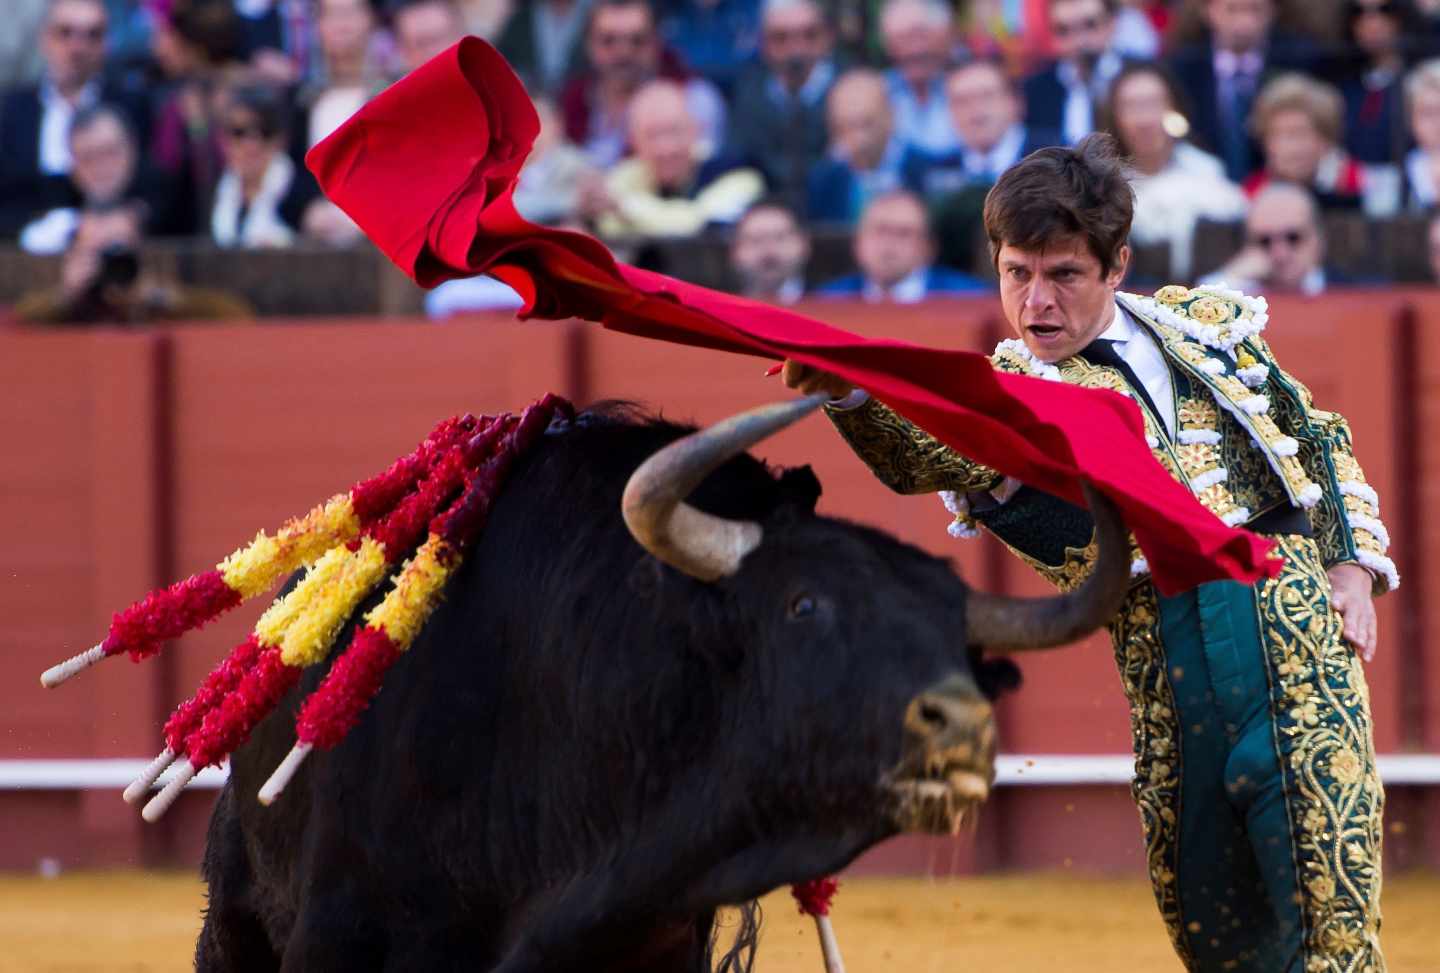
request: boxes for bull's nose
[903,677,996,755]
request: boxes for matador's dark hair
[982,132,1134,276]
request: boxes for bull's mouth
[883,746,995,836]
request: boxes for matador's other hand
[1327,563,1378,662]
[781,359,854,401]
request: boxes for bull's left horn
[963,482,1130,652]
[622,395,828,582]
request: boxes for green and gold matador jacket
[828,284,1397,970]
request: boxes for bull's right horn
[964,482,1130,652]
[622,395,829,582]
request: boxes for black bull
[198,400,1129,973]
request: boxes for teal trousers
[1158,579,1304,972]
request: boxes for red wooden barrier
[0,292,1433,874]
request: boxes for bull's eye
[786,592,816,620]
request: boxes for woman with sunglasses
[210,83,320,248]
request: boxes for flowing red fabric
[306,38,1281,595]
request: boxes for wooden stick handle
[40,644,107,688]
[258,743,313,805]
[142,760,196,823]
[123,747,177,805]
[815,914,845,973]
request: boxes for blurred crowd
[8,0,1440,323]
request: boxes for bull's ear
[776,465,822,511]
[972,654,1023,700]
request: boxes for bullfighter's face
[998,233,1130,363]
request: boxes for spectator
[559,0,727,169]
[905,58,1061,199]
[586,80,763,237]
[726,0,840,209]
[1167,0,1321,182]
[879,0,959,155]
[1103,61,1246,278]
[392,0,466,75]
[1403,58,1440,208]
[14,200,254,325]
[19,104,162,253]
[296,0,386,249]
[816,189,988,300]
[513,95,595,224]
[210,84,322,248]
[1201,181,1352,295]
[300,0,388,150]
[1024,0,1134,146]
[0,0,149,237]
[495,0,594,95]
[147,0,249,237]
[1340,0,1433,166]
[808,68,919,223]
[729,198,812,303]
[1246,73,1378,212]
[656,0,763,90]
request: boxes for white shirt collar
[1300,267,1326,297]
[864,267,928,304]
[39,76,100,112]
[1056,49,1124,94]
[38,77,100,175]
[768,60,836,107]
[963,123,1026,178]
[775,277,806,305]
[1094,300,1138,345]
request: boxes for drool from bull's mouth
[885,753,995,836]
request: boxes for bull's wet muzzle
[885,676,997,835]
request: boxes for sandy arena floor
[2,871,1438,972]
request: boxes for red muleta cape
[305,38,1281,596]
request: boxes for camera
[96,245,140,290]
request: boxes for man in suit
[786,134,1391,973]
[1024,0,1134,145]
[729,198,813,304]
[585,79,764,238]
[558,0,727,169]
[905,58,1062,199]
[879,0,960,155]
[815,189,988,300]
[726,0,841,212]
[1166,0,1321,182]
[0,0,148,238]
[807,68,926,224]
[494,0,593,96]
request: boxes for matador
[788,137,1396,972]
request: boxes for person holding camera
[14,201,252,326]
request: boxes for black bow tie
[1078,337,1166,436]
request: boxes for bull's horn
[622,396,829,581]
[964,483,1130,652]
